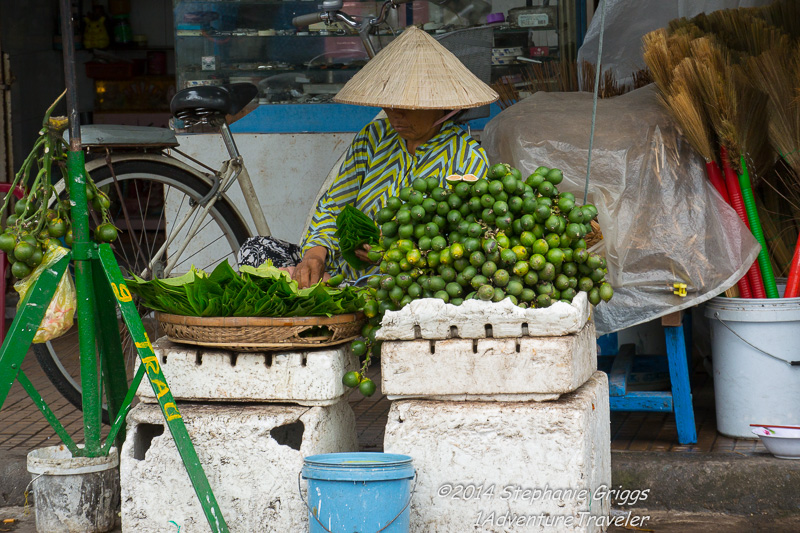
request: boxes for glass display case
[175,1,412,105]
[172,1,583,108]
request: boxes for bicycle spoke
[158,184,191,264]
[138,180,164,269]
[109,170,148,274]
[146,184,168,262]
[170,231,235,271]
[107,179,133,272]
[131,180,158,274]
[164,195,217,274]
[168,208,235,271]
[112,180,146,275]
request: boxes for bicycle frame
[155,123,270,276]
[79,147,254,279]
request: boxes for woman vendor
[239,26,498,287]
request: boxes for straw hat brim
[334,26,498,110]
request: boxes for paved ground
[606,510,800,532]
[0,506,121,533]
[2,507,799,533]
[2,333,798,530]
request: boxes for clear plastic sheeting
[577,0,774,89]
[481,85,760,334]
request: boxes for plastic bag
[480,85,760,335]
[577,0,773,90]
[14,242,76,343]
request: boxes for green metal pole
[68,152,102,455]
[0,255,70,410]
[102,365,146,455]
[60,0,101,455]
[17,370,80,456]
[92,256,130,450]
[98,245,229,532]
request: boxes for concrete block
[136,337,357,406]
[383,372,611,533]
[377,293,590,341]
[120,400,357,533]
[382,322,597,401]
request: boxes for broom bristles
[687,38,741,166]
[712,10,789,60]
[758,0,800,42]
[747,44,800,175]
[642,29,674,92]
[729,65,773,182]
[663,59,716,162]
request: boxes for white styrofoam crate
[376,293,591,341]
[381,322,596,401]
[136,337,357,406]
[383,372,611,533]
[120,400,358,533]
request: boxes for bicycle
[33,83,270,417]
[34,0,490,418]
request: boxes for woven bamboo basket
[156,312,365,352]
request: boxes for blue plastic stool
[601,311,697,444]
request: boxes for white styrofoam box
[136,337,357,406]
[376,293,591,341]
[120,399,357,533]
[382,322,596,401]
[383,372,611,533]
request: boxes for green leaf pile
[126,262,366,317]
[335,205,380,270]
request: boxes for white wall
[174,132,357,245]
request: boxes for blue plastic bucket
[301,452,415,533]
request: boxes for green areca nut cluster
[0,99,118,280]
[343,162,614,397]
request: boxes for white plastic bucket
[705,295,800,438]
[27,445,119,533]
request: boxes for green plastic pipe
[67,150,102,455]
[738,155,779,298]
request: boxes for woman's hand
[354,244,375,264]
[292,246,328,289]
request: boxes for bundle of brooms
[490,60,651,110]
[642,0,800,298]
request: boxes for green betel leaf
[125,262,368,318]
[241,261,300,293]
[336,205,380,270]
[208,261,238,285]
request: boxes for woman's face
[383,108,448,144]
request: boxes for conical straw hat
[334,25,498,109]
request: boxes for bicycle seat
[170,83,258,123]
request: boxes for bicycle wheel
[34,158,251,421]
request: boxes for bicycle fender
[83,153,214,186]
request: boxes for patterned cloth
[300,118,489,281]
[238,236,302,268]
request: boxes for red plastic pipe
[720,148,765,298]
[712,157,752,297]
[785,233,800,298]
[705,160,730,204]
